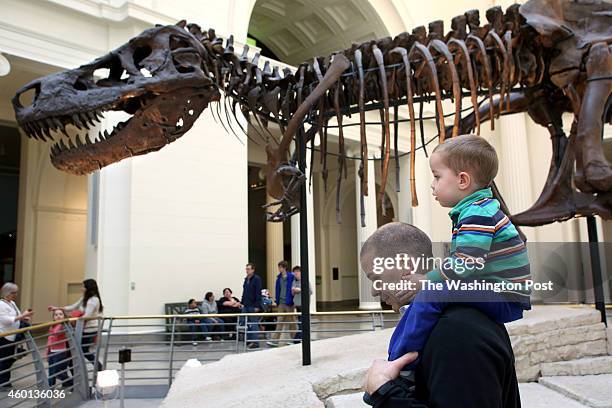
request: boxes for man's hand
[364,352,418,395]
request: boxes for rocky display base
[507,306,610,382]
[162,306,611,408]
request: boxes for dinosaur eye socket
[15,83,40,108]
[133,46,152,69]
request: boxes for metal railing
[0,310,399,405]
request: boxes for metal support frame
[586,216,608,325]
[25,331,51,408]
[297,126,312,366]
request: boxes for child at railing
[46,309,73,389]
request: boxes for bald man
[361,223,521,408]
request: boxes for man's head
[360,222,433,311]
[187,298,197,308]
[245,263,255,277]
[292,265,301,280]
[222,288,232,298]
[278,260,288,274]
[430,135,498,207]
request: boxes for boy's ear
[458,171,472,189]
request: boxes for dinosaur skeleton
[11,0,612,228]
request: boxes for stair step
[540,356,612,376]
[325,392,367,408]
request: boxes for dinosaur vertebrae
[180,4,543,223]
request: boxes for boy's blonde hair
[432,135,498,187]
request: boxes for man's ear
[458,171,472,190]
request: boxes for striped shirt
[425,187,532,303]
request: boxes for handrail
[0,310,399,405]
[1,310,397,337]
[0,316,95,338]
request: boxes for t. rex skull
[12,23,220,174]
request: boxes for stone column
[266,193,284,291]
[498,114,536,242]
[290,148,317,312]
[498,114,545,300]
[353,150,381,310]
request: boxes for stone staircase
[163,306,612,408]
[506,306,610,382]
[325,306,612,408]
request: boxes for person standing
[267,261,295,347]
[0,283,33,390]
[291,265,312,343]
[241,263,262,349]
[49,279,103,372]
[46,309,73,389]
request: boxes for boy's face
[429,152,472,207]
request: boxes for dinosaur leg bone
[511,119,606,227]
[574,42,612,194]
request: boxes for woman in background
[0,283,33,390]
[49,279,103,372]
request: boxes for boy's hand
[364,352,419,395]
[387,274,425,311]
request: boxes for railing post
[242,313,248,352]
[103,318,115,369]
[74,319,84,348]
[65,322,90,399]
[25,331,51,408]
[168,316,176,387]
[235,316,240,353]
[91,318,104,390]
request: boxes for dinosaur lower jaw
[49,111,185,175]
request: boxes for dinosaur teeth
[72,114,83,130]
[34,124,44,140]
[53,118,66,135]
[42,125,53,141]
[59,139,68,151]
[86,111,98,127]
[45,118,55,131]
[23,123,34,138]
[76,135,84,147]
[29,122,40,140]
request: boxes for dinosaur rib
[373,45,392,208]
[429,39,461,137]
[467,34,496,129]
[448,38,480,134]
[355,49,369,197]
[410,43,446,142]
[390,47,418,206]
[486,30,509,114]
